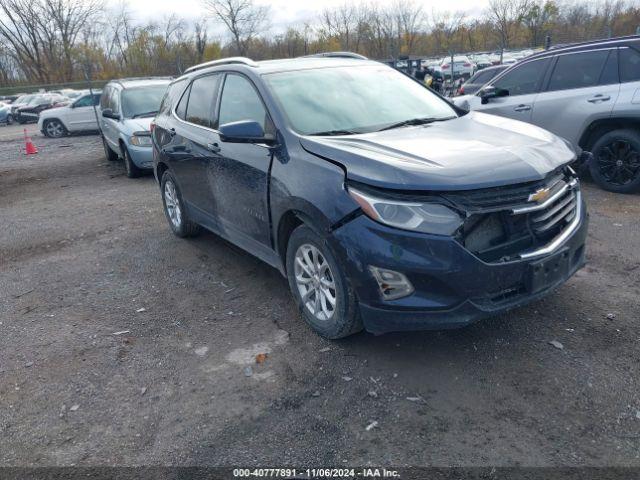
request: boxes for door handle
[587,95,611,103]
[207,142,221,153]
[514,104,532,112]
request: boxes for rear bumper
[331,202,588,335]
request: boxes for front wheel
[6,114,13,125]
[286,225,362,339]
[589,129,640,193]
[123,147,142,179]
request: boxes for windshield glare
[121,85,168,118]
[264,65,457,135]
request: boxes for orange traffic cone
[24,128,38,155]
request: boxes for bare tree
[203,0,269,56]
[488,0,531,52]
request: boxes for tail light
[150,122,156,133]
[442,64,449,69]
[458,87,464,95]
[463,63,471,67]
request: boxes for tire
[43,119,67,138]
[6,114,13,125]
[285,225,362,339]
[122,146,142,179]
[589,129,640,193]
[160,170,201,237]
[102,136,118,161]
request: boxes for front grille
[455,170,580,263]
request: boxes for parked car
[14,94,69,124]
[0,102,14,125]
[454,35,640,193]
[38,92,102,138]
[151,54,587,339]
[437,55,475,79]
[10,94,37,115]
[456,65,509,96]
[100,77,171,178]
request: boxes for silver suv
[454,36,640,193]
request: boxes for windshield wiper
[377,116,454,132]
[132,111,158,118]
[308,129,360,136]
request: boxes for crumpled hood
[300,111,575,191]
[123,118,152,133]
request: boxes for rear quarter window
[620,47,640,83]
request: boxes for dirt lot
[1,128,640,468]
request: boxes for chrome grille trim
[511,178,578,215]
[518,190,582,260]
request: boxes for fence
[0,80,108,97]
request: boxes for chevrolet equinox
[151,53,589,339]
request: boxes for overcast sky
[126,0,492,35]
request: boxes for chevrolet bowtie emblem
[528,187,551,203]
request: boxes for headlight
[348,187,463,235]
[130,132,152,146]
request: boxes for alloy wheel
[294,244,337,321]
[597,140,640,186]
[164,180,182,229]
[45,120,64,138]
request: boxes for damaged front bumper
[331,197,588,334]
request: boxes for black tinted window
[620,48,640,83]
[175,84,190,120]
[599,50,619,85]
[160,79,187,115]
[469,69,496,85]
[493,59,549,96]
[218,74,267,129]
[548,50,609,91]
[185,74,220,128]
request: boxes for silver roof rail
[184,57,258,74]
[302,52,368,60]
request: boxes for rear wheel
[589,129,640,193]
[102,136,118,161]
[286,225,362,339]
[43,119,67,138]
[161,171,201,237]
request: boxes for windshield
[263,65,457,135]
[28,95,49,105]
[121,85,168,118]
[16,94,35,104]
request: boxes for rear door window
[185,74,221,128]
[492,58,550,96]
[620,47,640,83]
[598,50,619,85]
[547,50,609,91]
[175,84,191,120]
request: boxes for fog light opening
[369,266,414,301]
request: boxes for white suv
[38,92,101,138]
[454,36,640,193]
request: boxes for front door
[207,73,274,249]
[478,57,552,123]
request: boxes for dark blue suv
[152,53,588,339]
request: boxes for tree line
[1,0,639,87]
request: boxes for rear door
[479,57,551,123]
[101,87,121,151]
[531,48,619,147]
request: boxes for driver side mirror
[219,120,274,144]
[102,108,120,120]
[480,86,509,104]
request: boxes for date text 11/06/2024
[232,468,401,477]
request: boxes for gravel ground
[1,131,639,467]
